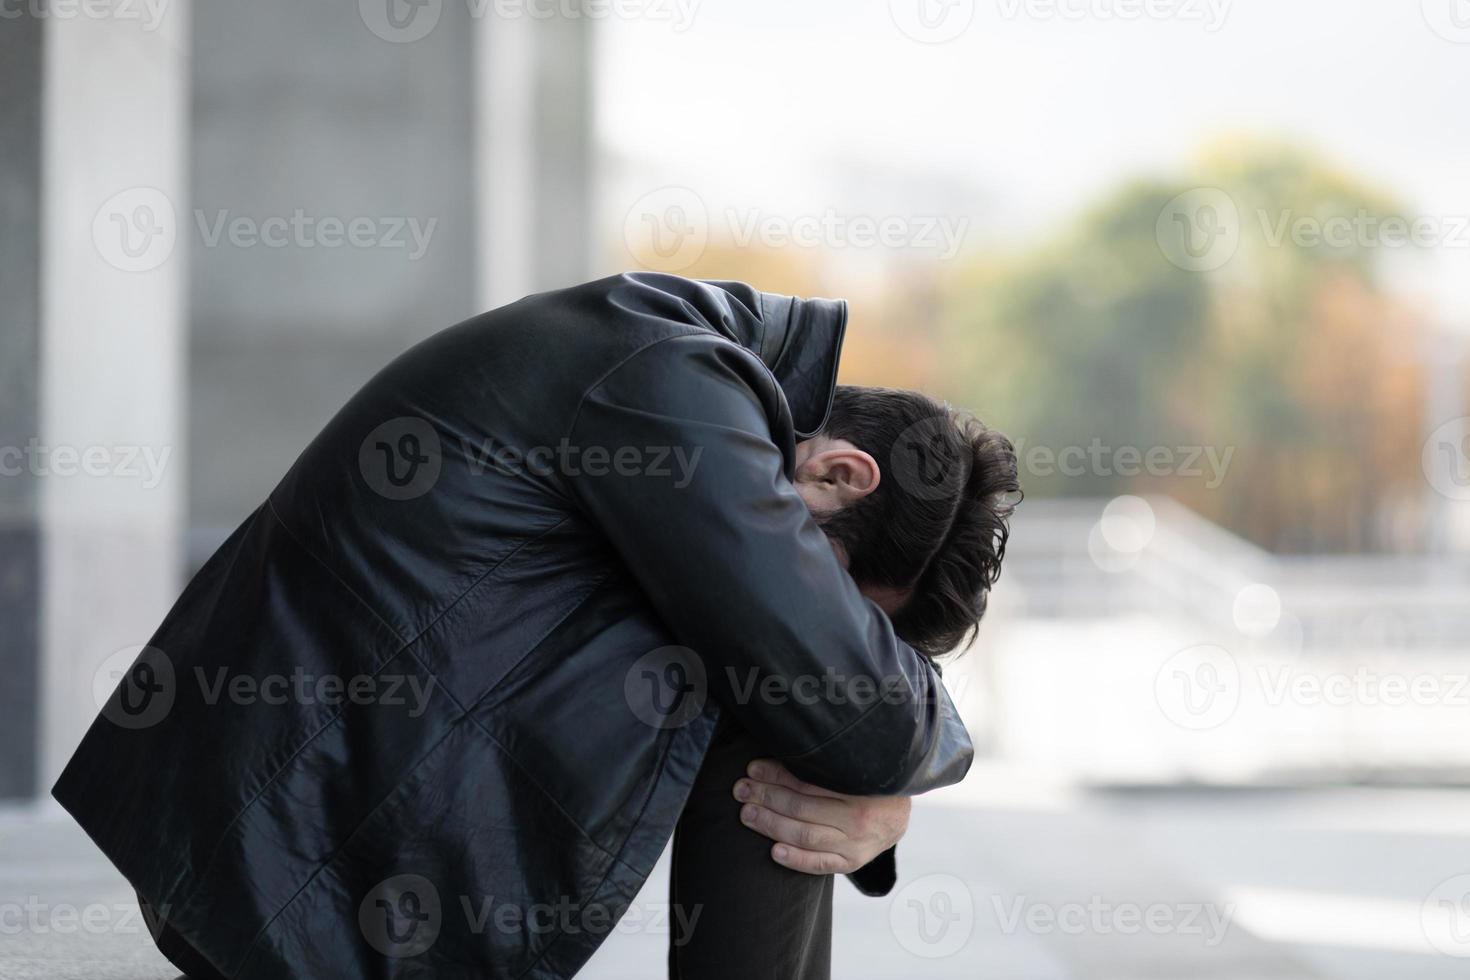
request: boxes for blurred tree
[941,139,1428,553]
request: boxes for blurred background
[4,0,1470,977]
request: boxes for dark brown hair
[815,386,1021,659]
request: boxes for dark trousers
[668,717,833,979]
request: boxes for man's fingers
[734,778,845,827]
[746,759,845,799]
[740,803,845,854]
[769,843,856,876]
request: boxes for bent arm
[565,333,972,796]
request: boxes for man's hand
[733,759,911,875]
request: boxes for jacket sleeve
[564,332,972,796]
[848,848,898,896]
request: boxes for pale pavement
[3,781,1466,978]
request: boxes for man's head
[794,386,1020,659]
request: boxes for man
[53,273,1018,979]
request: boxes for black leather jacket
[54,273,973,979]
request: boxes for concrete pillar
[188,0,479,536]
[476,4,594,309]
[189,1,593,538]
[38,3,190,788]
[0,7,45,800]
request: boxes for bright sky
[596,0,1470,319]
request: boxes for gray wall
[0,9,44,799]
[188,0,480,533]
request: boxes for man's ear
[795,445,881,509]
